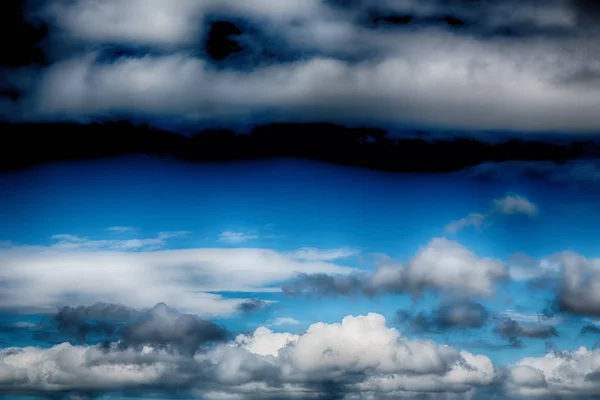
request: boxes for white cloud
[0,313,496,398]
[445,213,487,234]
[492,194,538,217]
[285,247,359,261]
[0,242,355,316]
[10,29,600,132]
[105,226,138,233]
[48,230,189,251]
[404,238,507,298]
[508,347,600,398]
[218,231,259,244]
[285,238,508,299]
[269,318,301,327]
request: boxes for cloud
[493,318,559,347]
[269,318,300,327]
[49,230,190,251]
[445,193,538,234]
[236,299,269,314]
[491,193,538,217]
[397,300,490,333]
[283,237,508,299]
[3,0,600,132]
[507,347,600,398]
[47,301,230,356]
[285,247,359,261]
[445,213,486,234]
[0,241,355,316]
[463,160,600,186]
[218,231,259,243]
[551,251,600,317]
[120,302,230,356]
[105,226,138,233]
[0,313,497,398]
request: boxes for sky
[3,1,600,399]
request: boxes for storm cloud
[1,0,600,133]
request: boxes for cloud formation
[397,300,490,333]
[0,237,354,316]
[445,193,538,234]
[3,0,600,132]
[283,237,508,299]
[0,313,498,399]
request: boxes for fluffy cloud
[0,313,497,399]
[283,237,508,299]
[552,251,600,317]
[0,241,354,316]
[507,347,600,398]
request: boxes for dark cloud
[3,120,600,173]
[397,300,490,333]
[44,302,230,356]
[580,324,600,336]
[493,317,559,346]
[236,298,269,314]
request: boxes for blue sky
[1,156,599,373]
[3,0,600,398]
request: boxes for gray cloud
[236,298,269,314]
[397,300,490,333]
[552,252,600,317]
[46,302,230,356]
[3,0,600,132]
[283,237,508,299]
[493,318,559,347]
[120,303,230,356]
[445,193,538,234]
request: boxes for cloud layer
[3,0,600,132]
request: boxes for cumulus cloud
[0,313,497,399]
[283,237,508,299]
[551,251,600,317]
[507,346,600,398]
[0,240,355,316]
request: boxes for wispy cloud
[445,213,486,234]
[445,193,538,234]
[285,247,359,261]
[492,193,538,217]
[105,226,138,233]
[218,231,259,243]
[50,230,190,251]
[269,317,301,327]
